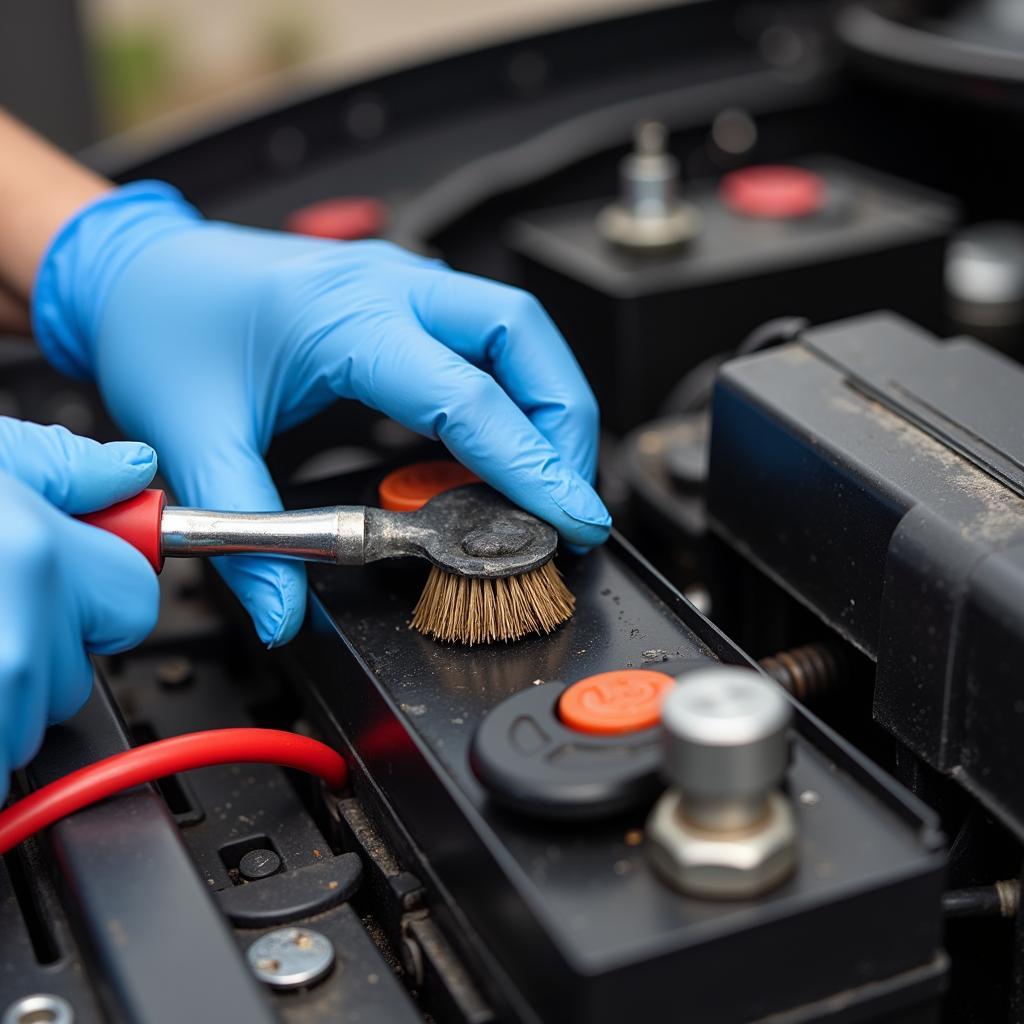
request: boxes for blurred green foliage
[92,27,171,133]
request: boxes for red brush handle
[78,488,166,574]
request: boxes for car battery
[706,311,1024,841]
[508,156,958,433]
[283,462,946,1024]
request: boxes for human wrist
[0,108,110,300]
[31,181,202,379]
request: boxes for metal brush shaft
[154,485,555,578]
[160,506,369,564]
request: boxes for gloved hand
[33,183,610,647]
[0,417,159,804]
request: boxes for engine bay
[5,2,1024,1021]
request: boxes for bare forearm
[0,108,111,302]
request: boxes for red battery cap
[559,669,676,736]
[719,165,825,219]
[284,197,387,240]
[378,461,480,512]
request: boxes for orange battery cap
[378,460,480,512]
[559,669,676,735]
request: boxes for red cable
[0,728,347,855]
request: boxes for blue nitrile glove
[0,418,159,804]
[32,182,611,647]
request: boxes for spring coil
[759,642,846,705]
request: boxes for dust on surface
[832,390,1024,544]
[777,343,814,365]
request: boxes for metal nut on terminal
[596,120,700,251]
[646,789,797,900]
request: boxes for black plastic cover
[286,464,946,1024]
[708,311,1024,839]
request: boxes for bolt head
[596,201,700,250]
[646,790,797,900]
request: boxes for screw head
[2,994,74,1024]
[156,656,194,689]
[238,848,282,881]
[247,928,335,989]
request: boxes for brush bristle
[410,560,575,645]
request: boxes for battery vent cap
[560,669,676,735]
